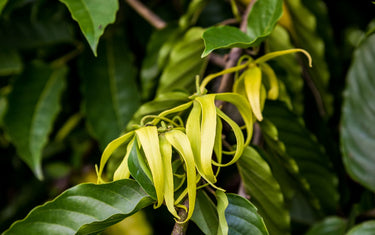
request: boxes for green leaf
[216,191,229,235]
[4,62,67,180]
[157,27,208,94]
[0,0,8,15]
[226,193,269,235]
[305,217,347,235]
[59,0,119,56]
[340,33,375,192]
[201,0,282,57]
[237,146,290,235]
[191,190,219,235]
[80,31,140,149]
[346,221,375,235]
[263,101,339,214]
[0,50,23,76]
[3,179,154,235]
[128,139,157,200]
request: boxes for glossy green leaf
[201,0,282,57]
[157,27,208,94]
[226,193,269,235]
[0,0,8,15]
[305,217,347,235]
[191,190,219,235]
[237,146,290,235]
[341,33,375,192]
[128,139,157,200]
[264,101,339,213]
[216,191,229,235]
[59,0,118,56]
[346,221,375,235]
[3,179,154,235]
[81,31,140,149]
[0,50,22,76]
[4,62,67,180]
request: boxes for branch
[125,0,167,29]
[172,199,190,235]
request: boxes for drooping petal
[244,66,263,121]
[97,131,134,183]
[254,48,312,67]
[136,126,165,208]
[165,130,197,223]
[261,63,279,100]
[152,101,193,125]
[113,138,135,181]
[159,134,179,219]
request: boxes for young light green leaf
[237,146,290,235]
[305,217,347,235]
[226,193,269,235]
[0,0,8,15]
[59,0,118,56]
[201,0,283,57]
[347,221,375,235]
[4,62,67,180]
[157,27,208,94]
[80,31,140,149]
[3,180,154,235]
[341,32,375,192]
[191,190,219,235]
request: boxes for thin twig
[216,0,257,93]
[125,0,167,29]
[172,199,190,235]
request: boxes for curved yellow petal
[159,134,179,219]
[152,101,193,125]
[135,126,164,208]
[254,48,312,67]
[244,66,263,121]
[165,130,197,223]
[261,63,279,100]
[113,138,135,181]
[97,131,134,183]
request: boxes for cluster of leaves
[1,0,375,234]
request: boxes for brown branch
[172,199,190,235]
[125,0,167,29]
[209,53,227,68]
[216,0,257,93]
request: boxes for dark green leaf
[81,31,140,149]
[305,217,347,235]
[191,190,219,235]
[264,101,339,213]
[237,146,290,235]
[346,221,375,235]
[59,0,119,56]
[157,27,208,94]
[226,193,269,235]
[201,0,282,57]
[340,33,375,192]
[179,0,209,30]
[128,140,157,199]
[0,50,23,76]
[4,62,67,179]
[3,179,154,235]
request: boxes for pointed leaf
[81,31,140,149]
[226,193,269,235]
[305,217,347,235]
[3,180,153,235]
[341,33,375,192]
[237,146,290,235]
[157,27,208,94]
[264,101,339,213]
[59,0,118,56]
[201,0,282,57]
[4,62,67,179]
[191,190,219,235]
